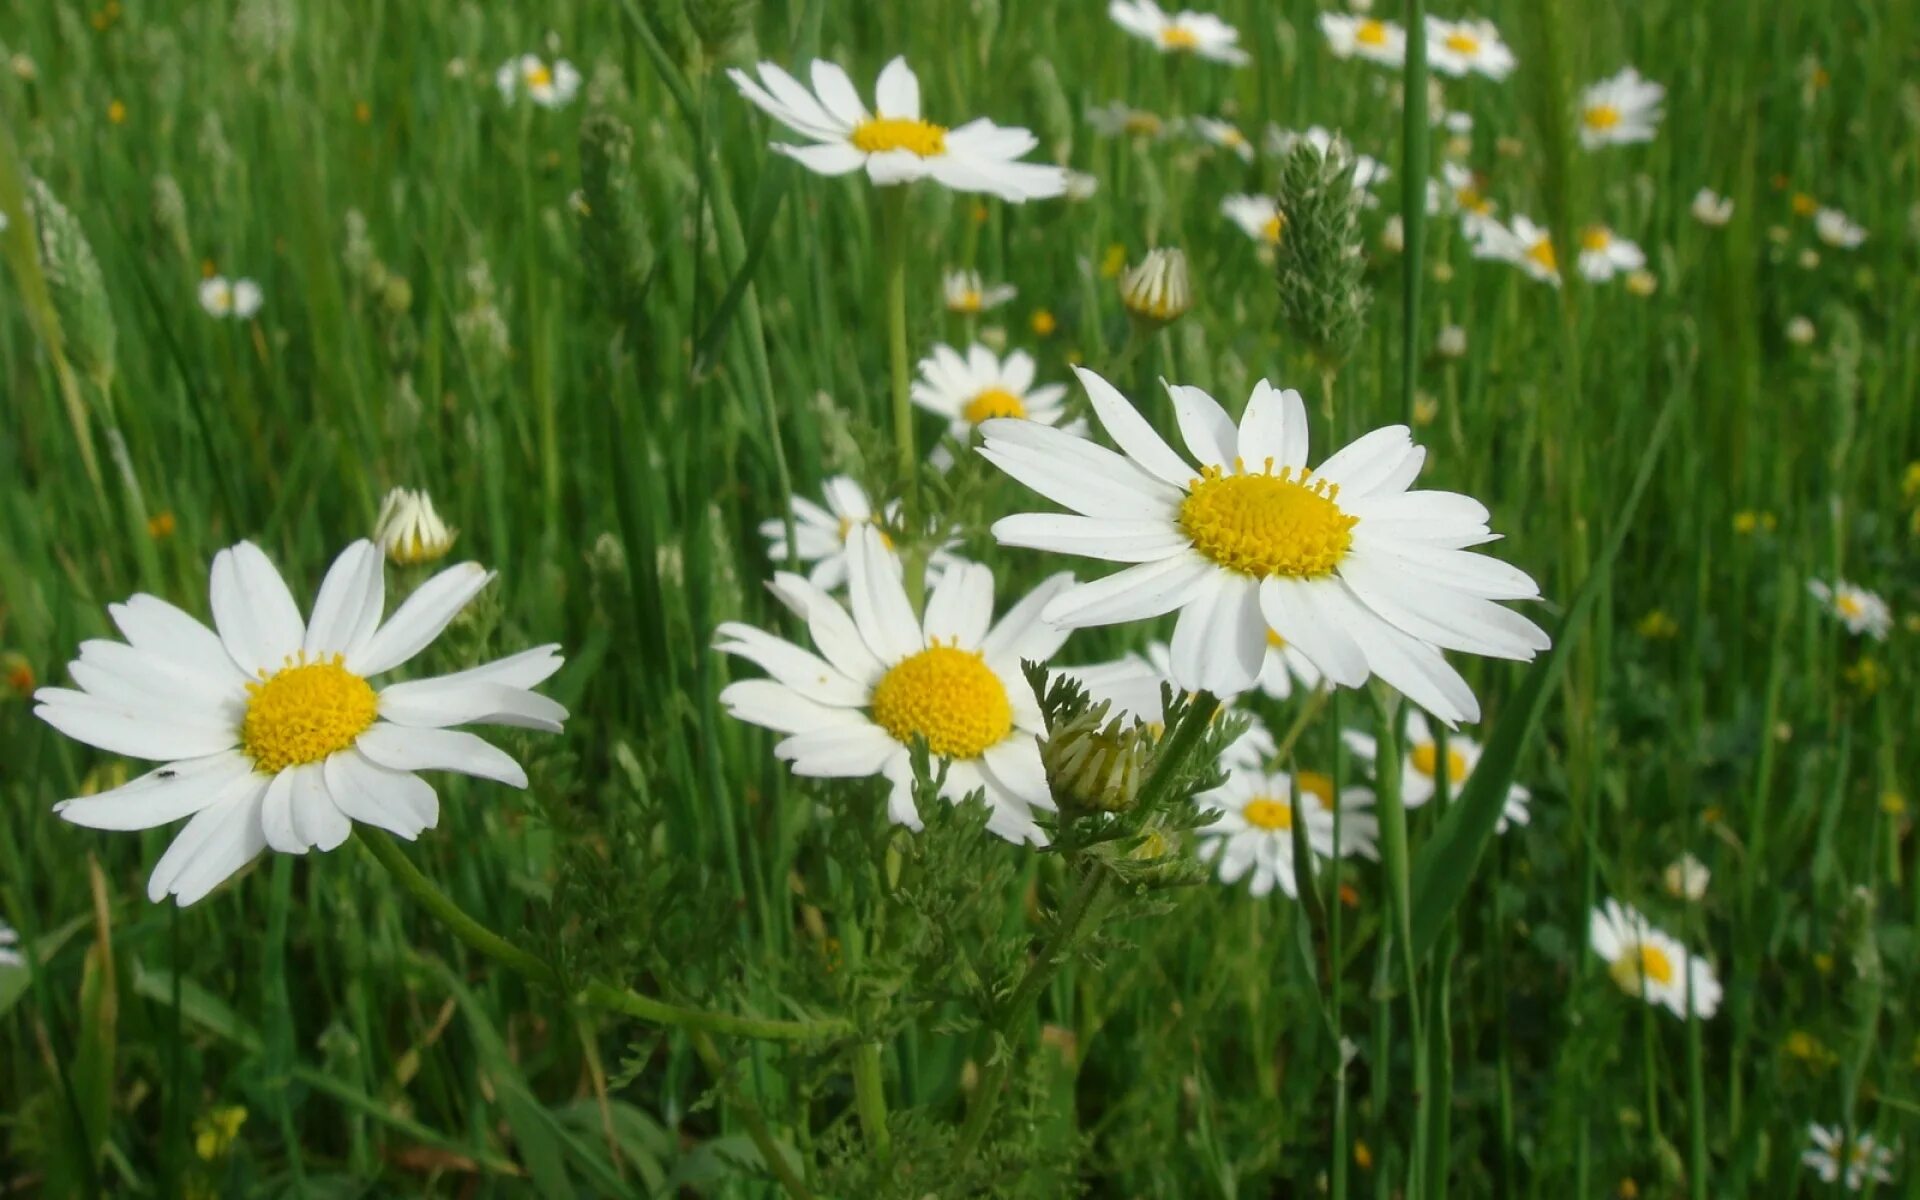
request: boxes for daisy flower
[495,54,582,109]
[1577,67,1664,148]
[1663,853,1710,902]
[1087,102,1172,140]
[1196,769,1351,897]
[759,476,953,591]
[1118,248,1193,325]
[1425,17,1515,80]
[1785,315,1817,346]
[981,368,1549,722]
[1290,768,1378,858]
[36,541,567,906]
[1191,117,1255,162]
[1108,0,1250,65]
[943,269,1018,315]
[199,277,263,320]
[373,487,457,566]
[912,344,1080,468]
[1589,898,1721,1019]
[1066,640,1275,773]
[0,921,21,968]
[1814,207,1867,248]
[1475,215,1561,286]
[1807,579,1892,640]
[1575,225,1647,282]
[728,57,1067,201]
[716,529,1073,845]
[1439,161,1501,241]
[1343,710,1529,832]
[1318,13,1406,66]
[1804,1125,1898,1191]
[1691,187,1734,227]
[1221,194,1285,245]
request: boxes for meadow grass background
[1,0,1918,1195]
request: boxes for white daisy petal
[109,596,247,686]
[211,542,307,673]
[291,762,352,853]
[322,749,440,839]
[846,526,924,664]
[1168,573,1264,695]
[347,562,495,678]
[260,769,307,855]
[713,622,868,707]
[1167,384,1239,469]
[720,679,871,735]
[872,56,920,118]
[923,561,995,648]
[34,688,238,761]
[54,752,256,831]
[1073,367,1194,487]
[355,723,529,789]
[992,514,1194,563]
[376,679,570,732]
[1042,554,1213,628]
[776,725,902,777]
[156,781,271,906]
[303,539,385,657]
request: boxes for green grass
[2,0,1918,1196]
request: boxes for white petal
[872,56,920,119]
[259,769,307,854]
[980,572,1077,663]
[1257,579,1369,687]
[346,562,494,678]
[109,595,246,686]
[775,141,867,175]
[714,622,867,707]
[377,678,570,732]
[1238,381,1310,470]
[768,573,885,686]
[721,680,869,735]
[73,638,245,714]
[776,724,900,777]
[808,59,869,127]
[34,688,238,761]
[981,737,1051,808]
[291,762,352,852]
[150,779,271,905]
[1167,384,1238,469]
[978,419,1182,520]
[1168,573,1264,695]
[1318,426,1414,494]
[396,644,565,692]
[1042,555,1214,627]
[210,542,307,674]
[355,723,529,788]
[846,526,923,664]
[322,749,439,839]
[54,752,256,831]
[923,561,995,648]
[303,540,386,657]
[1073,367,1194,487]
[993,513,1192,564]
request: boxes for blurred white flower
[1192,116,1255,162]
[943,269,1017,315]
[1576,225,1647,283]
[1474,215,1560,286]
[1578,67,1664,148]
[1814,207,1867,248]
[199,276,264,320]
[1319,13,1406,67]
[1664,853,1710,902]
[1109,0,1249,64]
[1691,187,1734,227]
[1807,579,1891,640]
[1425,17,1515,80]
[1221,194,1284,245]
[1802,1125,1897,1191]
[495,54,582,108]
[1785,315,1816,345]
[1436,325,1467,358]
[1590,898,1721,1019]
[373,488,458,566]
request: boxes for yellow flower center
[1444,31,1480,54]
[1609,943,1676,993]
[1791,193,1818,217]
[1356,19,1389,46]
[526,64,554,88]
[869,643,1012,759]
[963,387,1028,424]
[1583,103,1622,131]
[241,654,379,775]
[1409,741,1469,783]
[1265,628,1287,649]
[1526,237,1559,274]
[836,516,893,550]
[1123,111,1164,137]
[951,290,984,313]
[1160,26,1200,50]
[1179,463,1356,579]
[1260,214,1285,243]
[1243,797,1294,831]
[1457,186,1488,214]
[1295,770,1335,809]
[1581,226,1613,252]
[1837,593,1864,618]
[851,116,948,158]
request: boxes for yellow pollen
[1355,19,1388,46]
[963,387,1028,424]
[526,64,553,87]
[1583,103,1622,131]
[241,654,378,775]
[1410,741,1469,783]
[1526,237,1558,273]
[1243,797,1294,831]
[1610,943,1676,994]
[1179,463,1356,579]
[1261,214,1285,243]
[851,116,948,158]
[1581,226,1613,252]
[870,644,1012,759]
[1160,26,1201,50]
[1295,771,1335,809]
[836,516,893,551]
[1265,628,1287,649]
[1444,31,1480,54]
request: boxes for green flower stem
[689,1030,815,1200]
[850,1042,892,1163]
[1368,687,1426,1196]
[357,830,850,1043]
[881,187,914,498]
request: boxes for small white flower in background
[981,368,1549,723]
[943,269,1017,315]
[495,54,581,109]
[1814,207,1867,248]
[1439,161,1501,242]
[1109,0,1250,64]
[1807,579,1892,640]
[729,57,1066,201]
[1589,898,1721,1019]
[1575,225,1647,283]
[1796,248,1821,271]
[1577,67,1664,148]
[1288,769,1378,858]
[0,921,22,969]
[1785,315,1816,346]
[1474,215,1561,287]
[199,277,264,320]
[0,210,9,233]
[36,541,567,906]
[758,476,954,592]
[1066,641,1275,775]
[1343,709,1530,832]
[1257,628,1323,702]
[373,488,458,566]
[1318,12,1406,67]
[1381,214,1406,254]
[1064,170,1101,201]
[1691,187,1734,227]
[1664,853,1710,902]
[1191,116,1255,163]
[1118,248,1193,325]
[1625,268,1658,296]
[912,344,1080,469]
[1424,17,1516,80]
[1436,325,1468,359]
[1196,769,1358,897]
[1221,194,1285,245]
[717,530,1074,846]
[1803,1125,1898,1192]
[1087,102,1172,140]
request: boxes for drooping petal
[355,723,529,788]
[346,562,494,678]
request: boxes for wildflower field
[2,0,1917,1195]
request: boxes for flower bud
[1119,247,1192,326]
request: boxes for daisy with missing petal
[1192,117,1255,163]
[717,529,1073,845]
[495,54,582,109]
[1589,898,1721,1019]
[1814,207,1867,249]
[1222,194,1285,246]
[1578,67,1664,148]
[1575,225,1647,283]
[1319,13,1406,67]
[1807,579,1892,640]
[1475,215,1561,286]
[36,541,567,906]
[1691,188,1734,227]
[199,277,264,320]
[0,920,21,968]
[1804,1125,1898,1191]
[1197,769,1348,897]
[1343,710,1530,832]
[982,368,1549,722]
[1425,17,1516,80]
[1067,640,1275,773]
[912,344,1074,464]
[728,57,1066,201]
[943,269,1017,315]
[1109,0,1250,65]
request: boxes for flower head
[1109,0,1249,64]
[981,369,1549,723]
[943,269,1017,315]
[1691,187,1734,227]
[373,488,458,566]
[758,476,953,592]
[1424,17,1515,80]
[1475,215,1561,286]
[495,54,581,108]
[1197,768,1371,896]
[1344,709,1529,831]
[1807,579,1892,640]
[36,541,567,905]
[1589,898,1721,1018]
[1578,67,1664,148]
[729,57,1066,201]
[1814,207,1867,249]
[1664,853,1710,902]
[1318,13,1406,66]
[912,344,1075,465]
[1119,248,1193,325]
[1221,194,1285,245]
[716,531,1073,845]
[1440,161,1501,242]
[1575,225,1647,282]
[1803,1125,1898,1191]
[1191,117,1255,162]
[1087,102,1171,141]
[199,276,264,320]
[1786,315,1816,346]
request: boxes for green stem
[1400,0,1429,429]
[357,830,850,1042]
[690,1030,815,1200]
[881,187,914,496]
[851,1042,892,1163]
